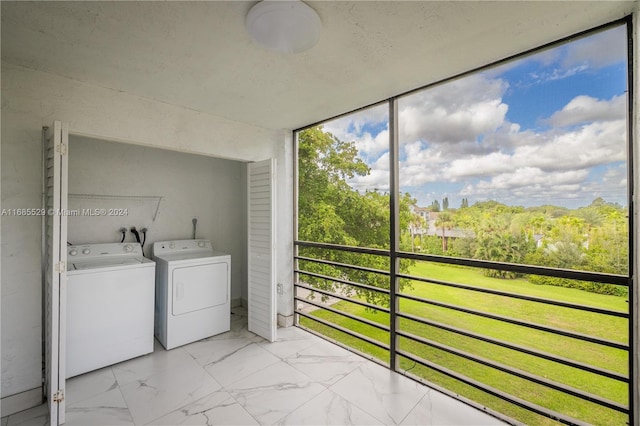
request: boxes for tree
[469,207,535,278]
[545,216,588,269]
[408,211,426,252]
[524,199,628,295]
[586,207,628,276]
[297,126,414,307]
[420,235,446,255]
[431,200,441,212]
[442,197,449,210]
[435,211,453,253]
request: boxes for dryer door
[172,262,228,315]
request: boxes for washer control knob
[124,244,134,253]
[69,249,78,256]
[197,240,206,248]
[168,242,175,249]
[82,248,91,255]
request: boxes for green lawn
[299,261,629,426]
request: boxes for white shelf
[68,193,164,221]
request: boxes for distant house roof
[426,219,475,238]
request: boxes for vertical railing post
[626,15,637,426]
[293,130,300,326]
[389,98,400,370]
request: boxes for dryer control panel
[153,239,212,255]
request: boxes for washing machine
[152,239,231,350]
[66,242,155,378]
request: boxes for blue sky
[323,25,628,209]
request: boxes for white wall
[1,63,294,411]
[67,136,247,303]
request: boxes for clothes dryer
[152,239,230,349]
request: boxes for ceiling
[1,1,636,131]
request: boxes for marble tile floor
[2,307,507,426]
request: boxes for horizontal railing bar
[295,269,390,295]
[397,273,628,318]
[295,240,390,257]
[397,350,596,426]
[398,330,628,413]
[397,311,628,383]
[295,323,390,369]
[295,310,390,351]
[295,282,390,313]
[398,251,629,286]
[296,255,390,276]
[295,241,628,285]
[397,292,628,350]
[294,296,390,332]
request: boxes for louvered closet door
[247,159,277,342]
[44,121,68,425]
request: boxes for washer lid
[71,256,152,270]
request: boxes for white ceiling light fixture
[246,0,321,54]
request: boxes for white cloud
[394,91,626,206]
[562,25,627,70]
[326,72,513,164]
[528,64,589,84]
[353,127,389,156]
[348,152,390,192]
[546,94,625,127]
[445,151,514,179]
[367,64,628,205]
[398,73,509,148]
[460,168,627,207]
[323,103,389,157]
[461,167,588,194]
[442,118,626,178]
[602,164,627,186]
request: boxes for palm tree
[576,207,603,249]
[409,214,425,252]
[435,212,453,253]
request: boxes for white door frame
[44,121,68,425]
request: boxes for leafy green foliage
[524,200,629,296]
[297,126,415,307]
[416,199,628,294]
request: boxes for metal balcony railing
[293,240,631,426]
